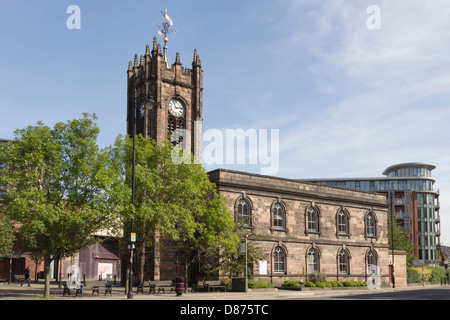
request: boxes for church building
[123,31,395,287]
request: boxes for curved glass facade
[306,163,439,263]
[386,167,432,178]
[384,164,438,262]
[322,179,435,192]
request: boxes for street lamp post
[389,188,396,289]
[127,89,156,299]
[245,235,248,293]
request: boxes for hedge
[282,280,302,287]
[408,266,449,284]
[343,281,366,287]
[248,280,274,288]
[431,267,447,284]
[314,282,327,288]
[407,268,421,284]
[283,280,366,288]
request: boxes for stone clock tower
[125,17,203,279]
[126,36,203,163]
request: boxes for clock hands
[169,100,184,116]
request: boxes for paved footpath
[2,282,445,319]
[0,281,446,300]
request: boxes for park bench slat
[203,280,226,292]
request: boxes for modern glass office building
[304,163,441,263]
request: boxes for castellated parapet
[126,37,203,163]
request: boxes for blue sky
[1,1,450,246]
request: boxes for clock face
[168,99,185,117]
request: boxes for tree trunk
[34,259,38,283]
[184,255,192,289]
[139,246,145,284]
[124,262,130,296]
[43,253,52,298]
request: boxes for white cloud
[274,0,450,244]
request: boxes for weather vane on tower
[153,9,177,44]
[153,9,177,68]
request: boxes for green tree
[109,135,239,291]
[0,114,119,297]
[218,229,264,279]
[0,143,15,257]
[387,213,416,266]
[174,182,239,286]
[0,212,14,258]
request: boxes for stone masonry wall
[209,169,391,287]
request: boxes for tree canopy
[109,135,239,289]
[0,114,119,297]
[387,213,416,266]
[0,114,240,296]
[0,213,14,257]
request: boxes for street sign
[240,238,246,253]
[131,233,136,242]
[412,259,424,267]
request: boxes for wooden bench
[62,285,75,296]
[92,286,100,295]
[104,280,113,295]
[191,281,206,292]
[84,281,112,296]
[63,285,71,296]
[136,280,148,294]
[149,280,174,294]
[203,280,226,292]
[75,286,83,297]
[0,277,6,284]
[63,284,84,297]
[84,284,102,296]
[13,274,25,285]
